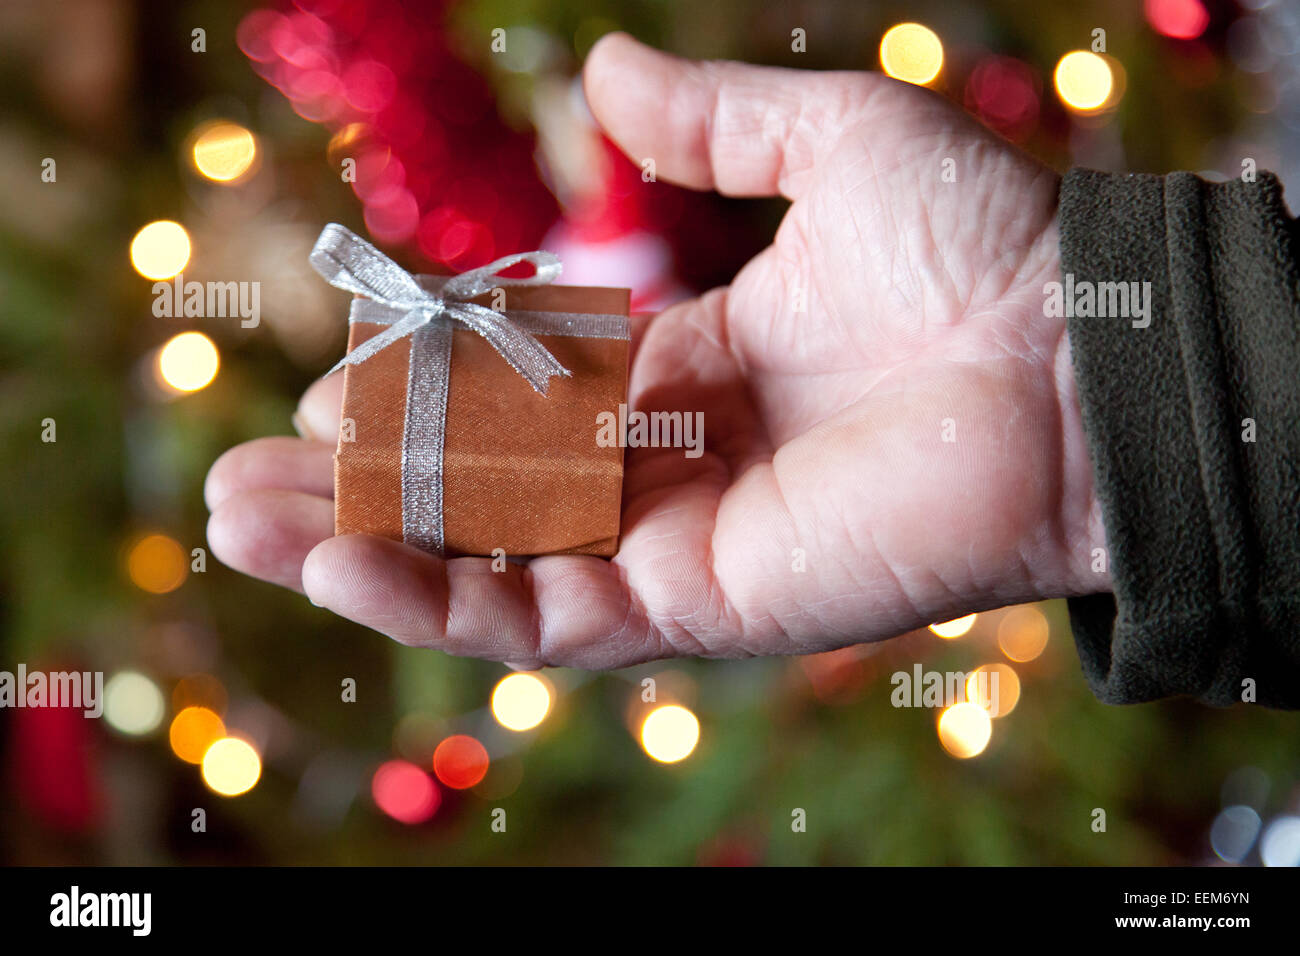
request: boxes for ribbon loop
[309,223,570,394]
[443,250,562,299]
[309,223,430,309]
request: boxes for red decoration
[239,0,559,269]
[8,666,103,834]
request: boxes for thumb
[582,32,882,200]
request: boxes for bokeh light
[372,759,440,824]
[1145,0,1210,40]
[127,533,189,594]
[964,56,1040,140]
[169,706,226,764]
[1054,51,1114,112]
[129,220,191,280]
[937,702,993,758]
[965,663,1020,718]
[491,673,552,731]
[158,331,220,392]
[1259,816,1300,867]
[432,734,490,789]
[201,737,262,797]
[880,23,944,86]
[103,671,166,736]
[928,614,976,639]
[997,606,1050,662]
[1210,805,1262,863]
[640,704,700,763]
[191,120,258,182]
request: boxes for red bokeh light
[236,10,284,63]
[1145,0,1210,40]
[351,149,406,205]
[364,189,420,243]
[964,56,1040,141]
[432,735,489,790]
[371,759,441,824]
[343,59,398,113]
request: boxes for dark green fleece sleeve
[1060,168,1300,708]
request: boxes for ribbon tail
[324,310,430,376]
[514,343,573,395]
[449,302,571,395]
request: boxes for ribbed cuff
[1060,168,1300,707]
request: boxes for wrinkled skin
[205,34,1107,669]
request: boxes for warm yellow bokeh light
[201,737,262,797]
[1054,51,1114,112]
[192,121,257,182]
[103,671,166,736]
[326,122,372,164]
[158,331,219,392]
[130,220,191,280]
[169,706,226,764]
[640,704,700,763]
[127,533,189,594]
[880,23,944,86]
[491,673,552,732]
[928,613,977,639]
[965,663,1020,718]
[997,606,1050,662]
[938,702,993,758]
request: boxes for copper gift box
[334,284,630,557]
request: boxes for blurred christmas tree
[1,0,1298,867]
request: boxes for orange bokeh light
[169,706,226,764]
[997,607,1050,662]
[127,534,189,594]
[432,735,489,790]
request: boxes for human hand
[205,33,1107,668]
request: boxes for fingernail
[291,411,313,441]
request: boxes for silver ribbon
[310,222,573,394]
[309,223,629,555]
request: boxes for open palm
[206,34,1106,668]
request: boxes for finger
[301,535,667,669]
[293,374,345,444]
[583,32,881,199]
[205,437,334,511]
[627,309,656,368]
[207,489,333,593]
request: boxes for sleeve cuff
[1060,168,1300,707]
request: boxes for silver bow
[309,223,571,394]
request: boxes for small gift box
[309,224,630,557]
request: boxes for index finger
[582,32,884,200]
